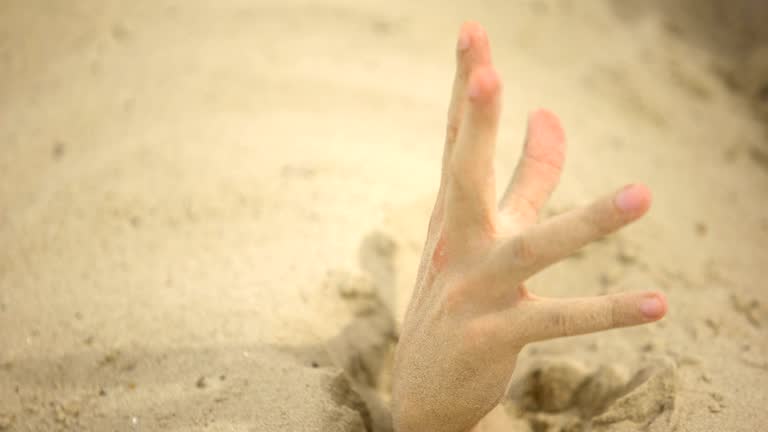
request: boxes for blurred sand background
[1,1,767,431]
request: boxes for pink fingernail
[614,185,643,213]
[640,297,664,319]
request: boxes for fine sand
[1,1,767,431]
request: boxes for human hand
[391,22,668,432]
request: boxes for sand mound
[506,358,677,431]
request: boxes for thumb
[523,291,667,343]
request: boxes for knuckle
[586,202,621,236]
[445,120,460,145]
[447,162,477,200]
[553,310,575,338]
[583,209,606,234]
[524,152,563,176]
[510,236,537,267]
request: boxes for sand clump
[503,357,676,432]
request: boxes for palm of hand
[391,23,667,432]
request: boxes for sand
[1,1,767,431]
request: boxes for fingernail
[614,185,643,213]
[458,32,471,51]
[639,297,663,319]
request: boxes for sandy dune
[1,1,767,431]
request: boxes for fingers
[445,65,502,239]
[520,291,667,343]
[499,110,566,225]
[445,22,492,154]
[437,23,492,207]
[428,22,493,248]
[489,184,652,278]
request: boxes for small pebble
[196,376,207,389]
[52,141,66,160]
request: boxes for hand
[390,22,668,432]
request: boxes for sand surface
[1,1,767,431]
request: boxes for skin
[390,22,668,432]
